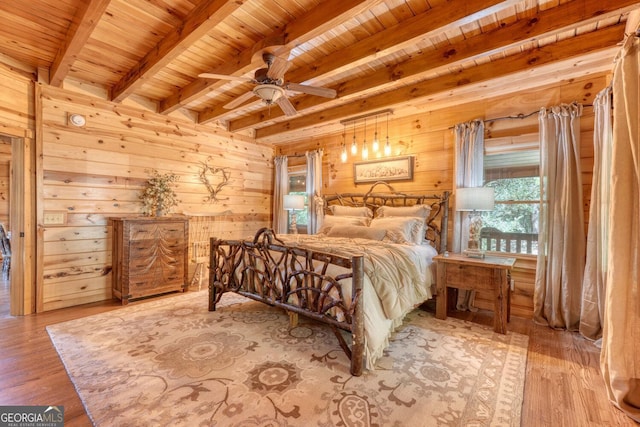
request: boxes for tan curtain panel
[305,149,323,234]
[580,87,612,341]
[601,34,640,422]
[273,155,289,234]
[534,103,585,331]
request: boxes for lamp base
[463,248,485,259]
[289,211,298,235]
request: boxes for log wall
[277,73,607,319]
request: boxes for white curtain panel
[453,119,485,252]
[453,119,484,310]
[305,149,323,234]
[601,34,640,422]
[273,155,289,234]
[579,87,612,341]
[534,103,585,331]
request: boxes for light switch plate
[44,211,67,225]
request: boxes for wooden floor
[0,279,635,426]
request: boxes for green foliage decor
[140,169,179,216]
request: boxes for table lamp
[456,187,494,258]
[283,194,305,234]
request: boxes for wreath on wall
[198,162,231,203]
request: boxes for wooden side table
[434,253,515,334]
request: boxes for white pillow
[376,204,431,219]
[375,205,431,243]
[317,215,371,235]
[327,225,386,240]
[369,216,425,244]
[329,205,373,218]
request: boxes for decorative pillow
[369,216,425,244]
[329,205,374,218]
[317,215,371,235]
[327,225,386,240]
[375,204,431,219]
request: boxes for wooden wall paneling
[0,67,34,130]
[38,85,274,311]
[42,251,110,269]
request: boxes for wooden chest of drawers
[110,216,188,304]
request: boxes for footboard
[208,228,366,376]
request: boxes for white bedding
[277,234,437,369]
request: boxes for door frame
[1,125,35,315]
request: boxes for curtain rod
[448,103,594,129]
[486,103,593,124]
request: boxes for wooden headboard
[323,181,450,253]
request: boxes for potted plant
[139,169,179,216]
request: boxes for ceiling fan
[199,53,337,116]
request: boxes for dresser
[110,216,188,304]
[434,253,516,334]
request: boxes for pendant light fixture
[361,118,369,160]
[341,123,348,163]
[339,109,394,162]
[372,114,379,153]
[384,112,392,156]
[351,120,357,155]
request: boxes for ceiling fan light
[253,84,284,104]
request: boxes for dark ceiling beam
[253,24,625,140]
[110,0,244,103]
[50,0,111,87]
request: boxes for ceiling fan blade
[285,82,337,98]
[223,91,256,109]
[199,73,254,83]
[266,56,291,80]
[276,96,297,116]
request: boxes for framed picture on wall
[353,155,414,183]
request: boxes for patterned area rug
[47,291,528,426]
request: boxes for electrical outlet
[44,211,66,225]
[510,279,515,291]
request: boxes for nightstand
[434,253,515,334]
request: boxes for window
[480,146,540,255]
[288,169,308,233]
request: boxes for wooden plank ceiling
[0,0,638,145]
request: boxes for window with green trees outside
[481,148,540,255]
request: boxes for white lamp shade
[456,187,495,211]
[283,194,305,210]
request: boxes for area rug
[47,291,528,427]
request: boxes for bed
[208,181,450,376]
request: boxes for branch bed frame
[208,182,450,376]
